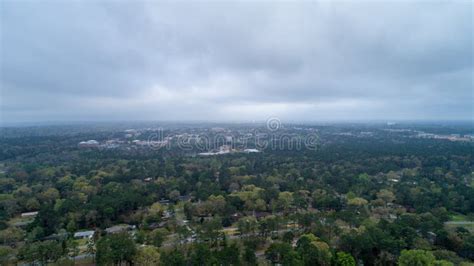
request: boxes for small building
[159,199,170,205]
[219,145,231,154]
[243,148,260,153]
[389,214,397,219]
[21,211,38,218]
[162,210,172,220]
[44,232,68,241]
[105,224,135,234]
[148,222,167,230]
[198,152,216,156]
[74,230,95,239]
[178,195,191,202]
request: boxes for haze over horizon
[1,1,473,124]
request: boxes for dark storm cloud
[0,1,472,123]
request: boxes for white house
[21,211,38,218]
[73,230,95,239]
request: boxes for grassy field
[449,214,470,222]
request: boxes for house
[105,224,135,234]
[389,214,397,219]
[159,199,170,205]
[74,230,95,239]
[43,232,68,241]
[178,195,191,202]
[148,222,167,230]
[162,210,172,219]
[21,211,38,218]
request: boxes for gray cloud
[1,0,472,123]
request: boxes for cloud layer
[1,1,472,123]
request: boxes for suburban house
[73,230,95,239]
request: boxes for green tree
[243,245,257,265]
[0,246,14,264]
[335,251,356,266]
[190,243,218,265]
[265,242,301,265]
[134,246,160,266]
[218,243,240,266]
[296,233,332,266]
[0,227,24,244]
[18,240,64,265]
[376,189,396,205]
[277,191,294,212]
[238,216,258,237]
[398,250,436,266]
[148,228,169,247]
[96,233,136,265]
[199,216,223,246]
[160,249,186,266]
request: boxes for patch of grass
[449,214,468,221]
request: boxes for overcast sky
[1,1,472,124]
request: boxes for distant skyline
[1,1,473,124]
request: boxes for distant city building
[198,145,232,156]
[244,148,260,153]
[219,145,231,153]
[78,140,99,148]
[198,152,216,156]
[124,129,137,134]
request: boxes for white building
[78,140,99,148]
[21,211,38,218]
[244,148,260,153]
[74,230,95,239]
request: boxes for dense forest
[0,122,473,265]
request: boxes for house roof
[105,224,135,234]
[74,230,95,237]
[21,211,38,217]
